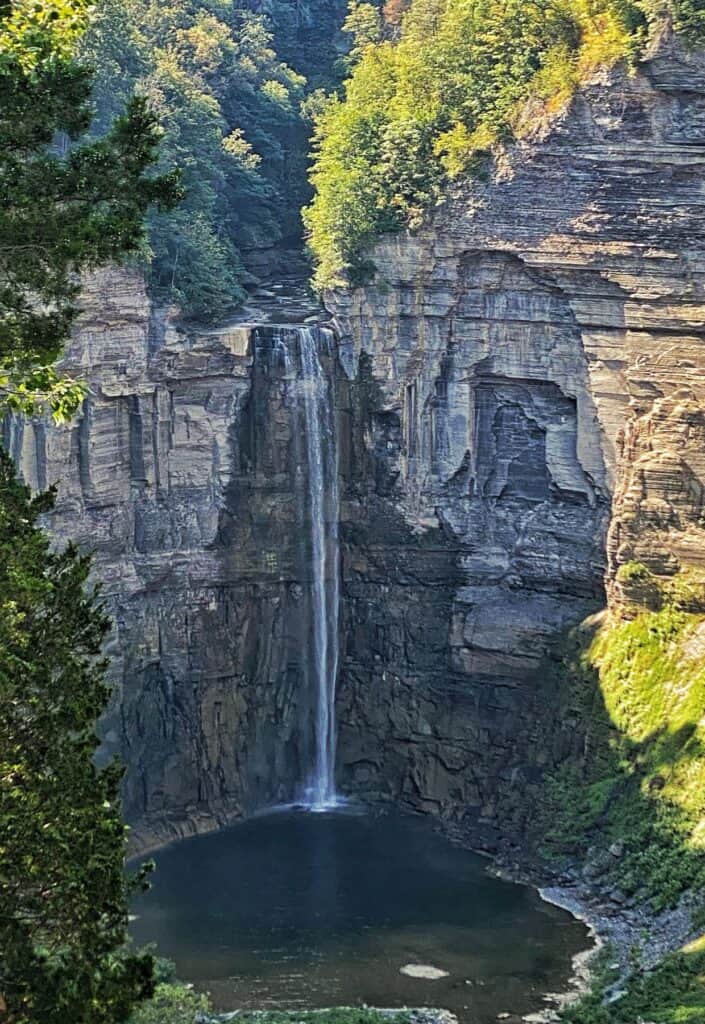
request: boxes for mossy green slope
[560,940,705,1024]
[539,586,705,909]
[533,568,705,1021]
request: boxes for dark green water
[130,809,588,1023]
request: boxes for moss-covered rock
[560,939,705,1023]
[537,583,705,910]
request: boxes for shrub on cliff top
[304,0,693,290]
[616,561,654,583]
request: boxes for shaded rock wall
[327,29,705,840]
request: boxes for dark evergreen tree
[0,449,154,1023]
[0,2,179,1019]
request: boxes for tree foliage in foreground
[0,449,154,1024]
[0,0,180,420]
[0,2,176,1020]
[304,0,699,290]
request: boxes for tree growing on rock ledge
[304,0,704,290]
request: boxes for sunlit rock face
[327,29,705,838]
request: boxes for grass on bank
[560,940,705,1024]
[537,568,705,910]
[129,978,414,1024]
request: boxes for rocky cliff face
[327,27,705,839]
[11,30,705,851]
[5,273,339,851]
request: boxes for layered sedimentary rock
[11,28,705,850]
[327,26,705,837]
[5,271,338,850]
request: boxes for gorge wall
[10,28,705,852]
[329,26,705,840]
[329,28,705,843]
[5,277,342,850]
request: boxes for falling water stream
[270,324,341,809]
[297,327,341,809]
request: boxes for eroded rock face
[5,270,339,851]
[327,29,705,837]
[11,31,705,851]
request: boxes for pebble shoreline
[498,866,703,1022]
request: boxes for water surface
[131,809,588,1023]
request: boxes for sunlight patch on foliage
[539,575,705,910]
[305,0,698,289]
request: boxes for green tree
[0,449,154,1023]
[673,0,705,38]
[343,1,382,63]
[82,0,318,320]
[0,2,179,1020]
[304,0,677,289]
[0,0,181,420]
[242,0,349,86]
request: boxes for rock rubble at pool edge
[197,1010,459,1024]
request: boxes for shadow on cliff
[335,351,474,801]
[334,351,591,832]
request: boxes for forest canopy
[82,0,347,321]
[304,0,702,290]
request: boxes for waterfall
[270,325,340,810]
[298,328,340,809]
